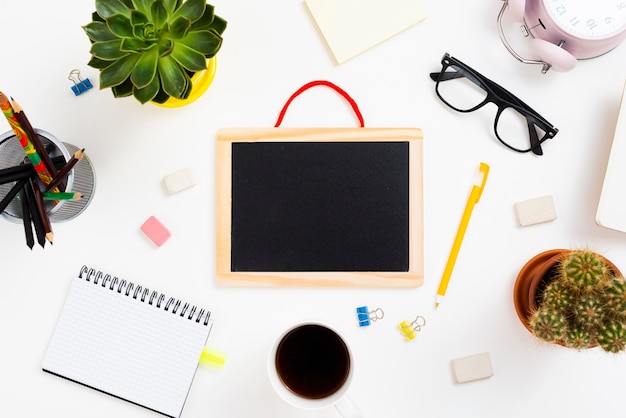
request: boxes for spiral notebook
[42,266,213,418]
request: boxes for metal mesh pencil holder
[0,128,95,222]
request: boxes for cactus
[559,249,611,291]
[527,249,626,353]
[528,309,567,343]
[597,322,626,353]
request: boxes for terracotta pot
[513,249,623,333]
[513,249,567,332]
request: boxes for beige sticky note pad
[304,0,427,64]
[451,352,493,383]
[514,195,556,226]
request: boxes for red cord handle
[274,80,365,127]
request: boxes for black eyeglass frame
[429,53,559,155]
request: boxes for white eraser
[451,352,493,383]
[514,195,556,226]
[163,168,195,194]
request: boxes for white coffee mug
[268,320,362,417]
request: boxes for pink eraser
[140,216,171,246]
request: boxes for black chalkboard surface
[216,128,424,287]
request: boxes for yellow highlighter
[436,162,490,308]
[199,346,226,370]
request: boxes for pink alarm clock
[498,0,626,72]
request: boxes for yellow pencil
[436,162,489,308]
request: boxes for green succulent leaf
[131,45,159,88]
[87,56,114,70]
[96,0,132,19]
[158,38,174,56]
[134,22,157,40]
[90,39,128,60]
[170,0,205,23]
[178,30,222,56]
[130,0,152,15]
[151,0,169,28]
[91,11,105,23]
[100,53,141,88]
[112,77,134,97]
[208,15,227,35]
[121,37,153,52]
[170,41,207,71]
[170,16,192,39]
[158,55,190,99]
[107,14,134,38]
[130,9,150,26]
[133,74,161,103]
[190,4,214,30]
[83,21,118,42]
[162,0,179,15]
[189,5,225,34]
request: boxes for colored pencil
[19,186,34,249]
[11,98,58,177]
[0,92,59,197]
[44,148,84,192]
[0,155,66,185]
[42,191,82,200]
[23,179,46,248]
[0,177,28,214]
[30,178,53,245]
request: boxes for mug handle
[335,396,362,418]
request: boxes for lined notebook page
[42,268,212,418]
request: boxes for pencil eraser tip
[140,216,171,246]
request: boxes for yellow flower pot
[152,57,217,108]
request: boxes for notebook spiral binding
[79,265,211,326]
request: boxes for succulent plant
[83,0,226,104]
[528,249,626,353]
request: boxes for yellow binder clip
[398,315,426,341]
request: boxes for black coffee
[275,324,350,399]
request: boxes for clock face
[544,0,626,39]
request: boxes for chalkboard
[216,127,423,287]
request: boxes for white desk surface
[1,1,626,417]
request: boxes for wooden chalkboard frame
[216,127,424,287]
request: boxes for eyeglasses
[429,53,558,155]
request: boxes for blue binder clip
[398,315,426,341]
[356,306,384,327]
[69,69,92,96]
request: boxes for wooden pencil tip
[46,232,54,244]
[10,98,22,112]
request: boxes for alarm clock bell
[497,0,626,73]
